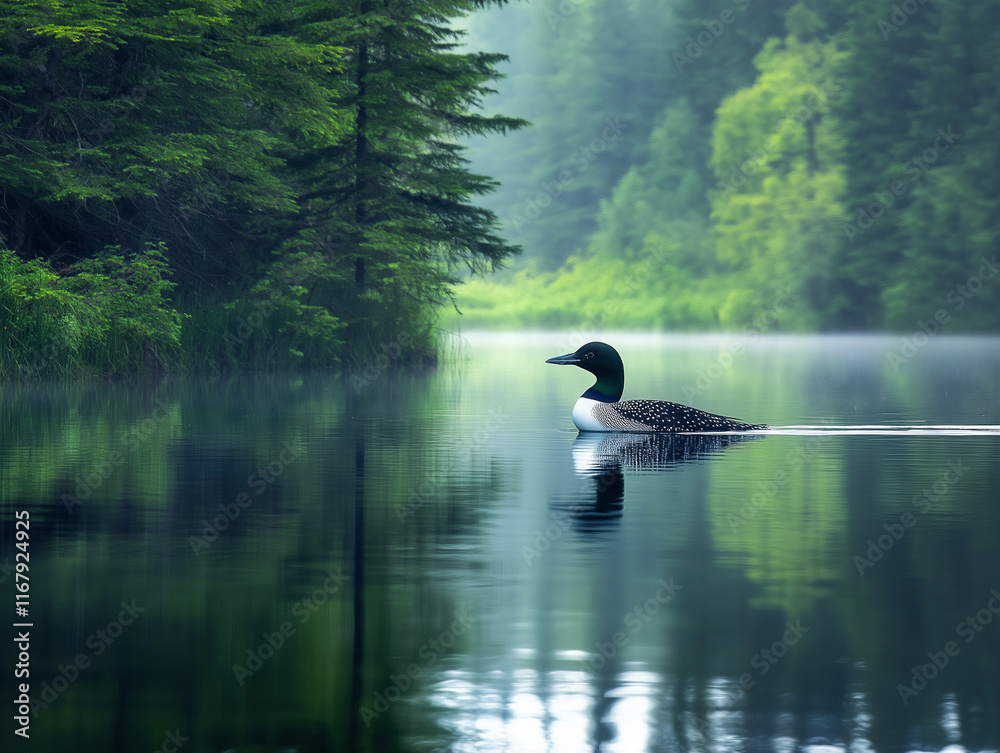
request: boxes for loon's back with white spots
[584,397,767,433]
[548,341,768,434]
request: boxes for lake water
[2,333,1000,753]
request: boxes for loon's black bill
[545,352,580,365]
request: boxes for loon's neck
[582,375,623,403]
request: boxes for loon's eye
[584,352,594,359]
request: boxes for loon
[546,341,769,433]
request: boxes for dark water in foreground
[2,333,1000,752]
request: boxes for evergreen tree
[824,0,935,327]
[286,0,527,351]
[667,0,795,124]
[0,0,348,281]
[881,0,1000,330]
[1,0,528,371]
[464,0,678,269]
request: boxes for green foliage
[61,243,184,370]
[460,0,1000,334]
[1,243,183,377]
[462,0,796,268]
[876,1,1000,331]
[590,99,712,266]
[450,237,732,332]
[1,0,524,375]
[5,0,999,355]
[709,37,844,328]
[183,250,350,372]
[0,0,309,270]
[0,246,74,378]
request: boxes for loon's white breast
[572,397,607,432]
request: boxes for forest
[0,0,524,377]
[456,0,1000,333]
[2,0,999,377]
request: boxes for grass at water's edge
[441,257,797,333]
[1,293,442,381]
[1,246,440,381]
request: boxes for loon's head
[545,341,624,402]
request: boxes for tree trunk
[353,2,371,289]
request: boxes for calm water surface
[2,333,1000,752]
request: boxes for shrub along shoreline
[1,245,439,379]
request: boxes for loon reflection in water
[553,432,764,533]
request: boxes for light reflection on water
[425,667,890,753]
[427,666,653,753]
